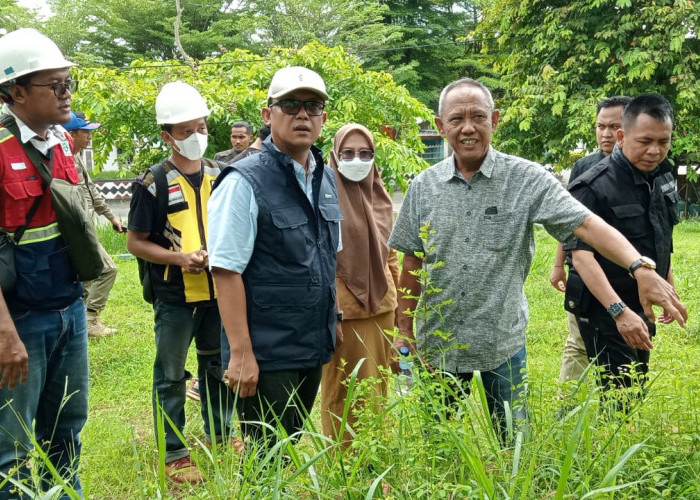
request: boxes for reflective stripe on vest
[8,222,61,245]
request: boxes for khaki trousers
[558,311,589,382]
[83,243,117,312]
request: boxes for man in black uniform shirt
[551,96,631,386]
[565,93,680,390]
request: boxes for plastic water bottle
[396,346,414,395]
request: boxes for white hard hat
[268,66,328,101]
[0,28,75,86]
[155,81,210,125]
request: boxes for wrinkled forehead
[441,87,492,115]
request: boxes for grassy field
[66,220,700,498]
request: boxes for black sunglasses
[25,79,78,98]
[270,99,325,116]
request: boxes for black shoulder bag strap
[148,162,169,238]
[0,114,47,244]
[0,113,53,183]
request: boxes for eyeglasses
[25,79,78,98]
[270,99,325,116]
[339,148,374,161]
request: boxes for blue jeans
[450,347,528,445]
[152,300,233,462]
[0,299,88,499]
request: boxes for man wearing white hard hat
[127,82,234,483]
[208,66,343,446]
[63,111,122,339]
[0,28,89,497]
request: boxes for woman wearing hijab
[321,123,399,450]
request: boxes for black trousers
[576,310,654,389]
[236,365,323,447]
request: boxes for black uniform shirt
[565,146,679,314]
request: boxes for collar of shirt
[611,145,661,186]
[2,103,63,156]
[269,141,317,203]
[439,146,496,182]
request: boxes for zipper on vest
[190,166,216,301]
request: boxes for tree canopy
[72,42,432,191]
[31,0,490,111]
[480,0,700,172]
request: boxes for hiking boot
[186,379,200,402]
[165,455,203,484]
[87,310,117,338]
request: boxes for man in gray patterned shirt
[388,78,687,444]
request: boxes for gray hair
[438,78,494,116]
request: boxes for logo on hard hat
[3,67,14,76]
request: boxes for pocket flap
[610,203,645,219]
[3,179,43,201]
[250,284,320,307]
[318,203,343,222]
[665,191,680,204]
[270,207,309,229]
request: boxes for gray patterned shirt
[389,147,590,372]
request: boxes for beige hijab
[330,123,394,314]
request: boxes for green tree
[368,0,496,109]
[231,0,401,54]
[0,1,37,33]
[479,0,700,172]
[72,42,432,191]
[38,0,495,111]
[43,0,246,66]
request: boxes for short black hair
[622,93,674,129]
[231,121,253,134]
[596,95,632,115]
[161,124,173,134]
[258,123,271,141]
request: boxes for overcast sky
[17,0,52,18]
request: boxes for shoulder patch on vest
[0,127,13,143]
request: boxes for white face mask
[337,158,373,182]
[171,132,208,161]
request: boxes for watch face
[608,302,626,318]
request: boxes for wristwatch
[336,311,343,322]
[628,256,656,278]
[607,301,627,319]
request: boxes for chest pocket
[270,206,310,263]
[664,191,680,226]
[318,203,343,251]
[480,212,516,251]
[610,203,648,239]
[1,178,44,228]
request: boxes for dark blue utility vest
[228,142,342,372]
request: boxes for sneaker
[165,456,203,484]
[186,379,200,402]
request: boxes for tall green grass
[21,221,697,498]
